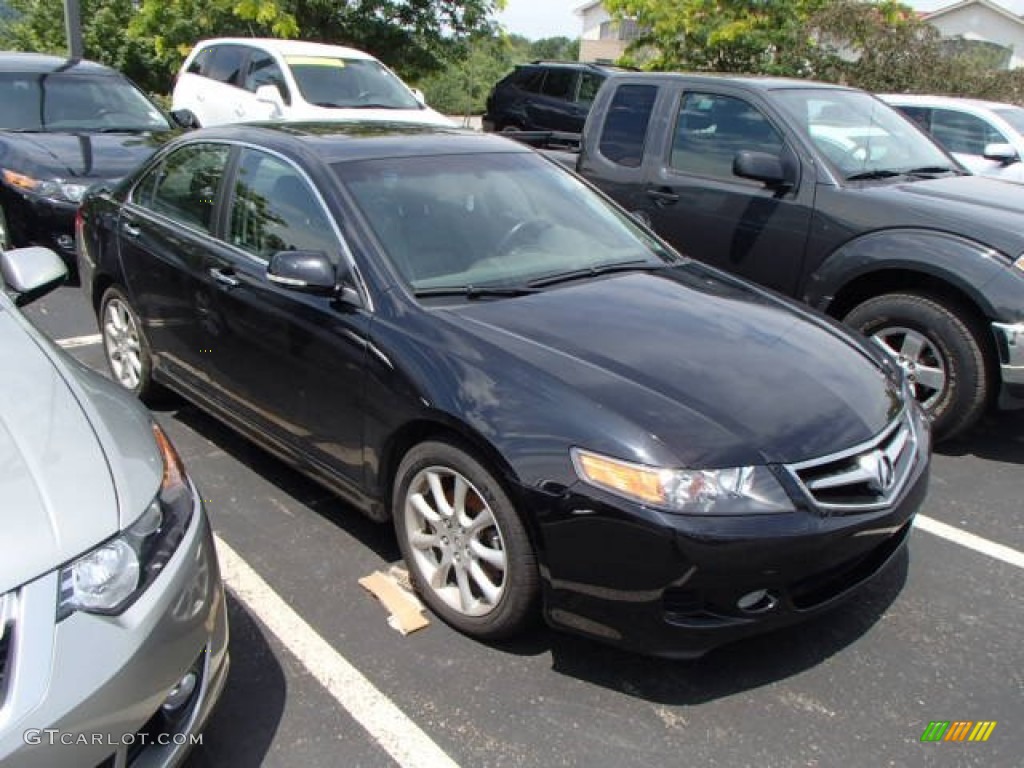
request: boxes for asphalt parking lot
[24,282,1023,768]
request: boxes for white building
[575,0,640,63]
[925,0,1024,69]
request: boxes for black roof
[181,121,534,164]
[607,71,862,92]
[0,51,118,75]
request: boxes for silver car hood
[0,303,161,594]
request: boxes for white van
[172,38,452,127]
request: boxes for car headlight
[1014,254,1024,273]
[2,168,90,203]
[571,448,792,515]
[57,424,194,619]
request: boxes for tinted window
[518,69,545,93]
[206,46,247,86]
[598,84,657,168]
[577,72,603,105]
[930,108,1007,155]
[229,149,338,262]
[894,105,931,133]
[187,47,213,76]
[138,144,229,233]
[671,93,784,180]
[992,106,1024,134]
[245,51,290,103]
[541,69,575,99]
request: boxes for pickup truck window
[599,84,657,168]
[671,93,784,181]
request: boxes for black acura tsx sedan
[77,122,931,657]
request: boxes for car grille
[0,591,14,707]
[786,411,918,513]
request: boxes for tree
[604,0,829,75]
[0,0,503,95]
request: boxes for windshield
[285,56,421,110]
[992,106,1024,137]
[774,89,954,180]
[0,72,170,133]
[339,152,677,293]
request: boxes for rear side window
[541,69,576,99]
[228,149,338,262]
[205,46,247,87]
[136,143,229,233]
[187,47,213,76]
[598,84,657,168]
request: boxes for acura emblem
[859,450,895,494]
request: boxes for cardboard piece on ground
[358,569,429,635]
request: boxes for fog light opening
[161,671,198,713]
[737,589,778,614]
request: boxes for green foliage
[605,0,829,75]
[0,0,502,96]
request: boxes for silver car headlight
[1014,254,1024,273]
[58,424,194,619]
[571,448,792,515]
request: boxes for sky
[493,0,1024,42]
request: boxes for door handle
[646,188,680,206]
[121,221,141,238]
[208,266,240,288]
[235,104,245,117]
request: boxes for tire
[392,440,539,640]
[99,285,162,403]
[500,122,524,133]
[0,203,11,251]
[844,293,990,440]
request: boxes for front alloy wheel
[100,286,160,402]
[393,441,538,639]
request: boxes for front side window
[930,109,1007,155]
[339,152,675,292]
[136,144,229,233]
[245,52,290,104]
[285,56,419,110]
[229,149,338,261]
[671,93,784,181]
[0,72,169,132]
[598,84,657,168]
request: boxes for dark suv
[483,61,623,134]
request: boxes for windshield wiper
[413,285,539,300]
[528,260,666,288]
[845,169,904,181]
[903,165,962,177]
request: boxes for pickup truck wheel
[844,293,989,440]
[393,440,538,640]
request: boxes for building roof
[574,1,604,16]
[925,0,1024,28]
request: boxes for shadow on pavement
[493,547,910,706]
[936,408,1024,465]
[183,592,286,767]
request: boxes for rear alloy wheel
[845,292,990,440]
[393,441,538,640]
[100,286,160,402]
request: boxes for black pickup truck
[517,73,1024,440]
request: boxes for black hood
[0,130,174,182]
[439,266,903,467]
[844,175,1024,258]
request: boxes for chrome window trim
[126,137,374,312]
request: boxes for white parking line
[213,535,460,768]
[914,514,1024,570]
[56,333,102,349]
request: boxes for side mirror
[170,109,200,130]
[734,150,790,188]
[983,142,1018,165]
[266,250,363,304]
[410,88,426,106]
[255,84,285,118]
[1,247,67,307]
